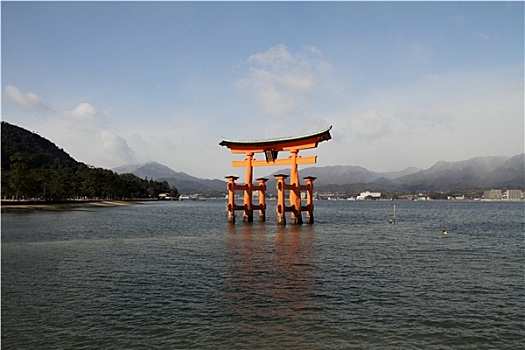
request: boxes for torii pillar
[243,152,254,222]
[274,174,288,225]
[302,176,316,224]
[255,177,268,222]
[288,149,302,224]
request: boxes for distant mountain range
[2,121,522,196]
[113,162,227,195]
[114,154,524,195]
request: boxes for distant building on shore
[506,189,523,200]
[483,189,523,200]
[484,189,503,200]
[356,191,381,200]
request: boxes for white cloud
[48,121,137,169]
[237,44,331,117]
[64,102,109,122]
[280,73,316,93]
[3,85,54,112]
[254,84,297,117]
[350,110,396,142]
[100,129,136,165]
[248,44,295,69]
[60,103,136,167]
[321,65,523,171]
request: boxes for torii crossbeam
[220,126,332,225]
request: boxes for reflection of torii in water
[219,126,332,225]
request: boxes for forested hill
[1,122,178,200]
[1,121,78,169]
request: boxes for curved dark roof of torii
[219,126,332,152]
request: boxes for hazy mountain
[114,162,193,181]
[259,164,418,193]
[114,154,523,195]
[113,162,226,195]
[263,165,411,185]
[395,155,523,191]
[482,154,525,188]
[381,167,422,179]
[292,165,383,185]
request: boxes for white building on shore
[356,191,381,200]
[506,189,523,200]
[483,189,523,200]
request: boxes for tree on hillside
[4,153,33,199]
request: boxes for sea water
[1,200,524,349]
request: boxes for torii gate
[219,126,332,225]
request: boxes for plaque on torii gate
[219,126,332,225]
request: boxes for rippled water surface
[2,200,524,349]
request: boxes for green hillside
[1,121,178,201]
[1,122,78,170]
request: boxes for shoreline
[1,200,145,212]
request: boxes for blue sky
[2,1,523,179]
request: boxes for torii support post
[289,149,303,225]
[274,174,288,225]
[302,176,316,224]
[255,178,268,222]
[243,153,254,223]
[225,176,244,224]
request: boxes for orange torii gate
[219,126,332,225]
